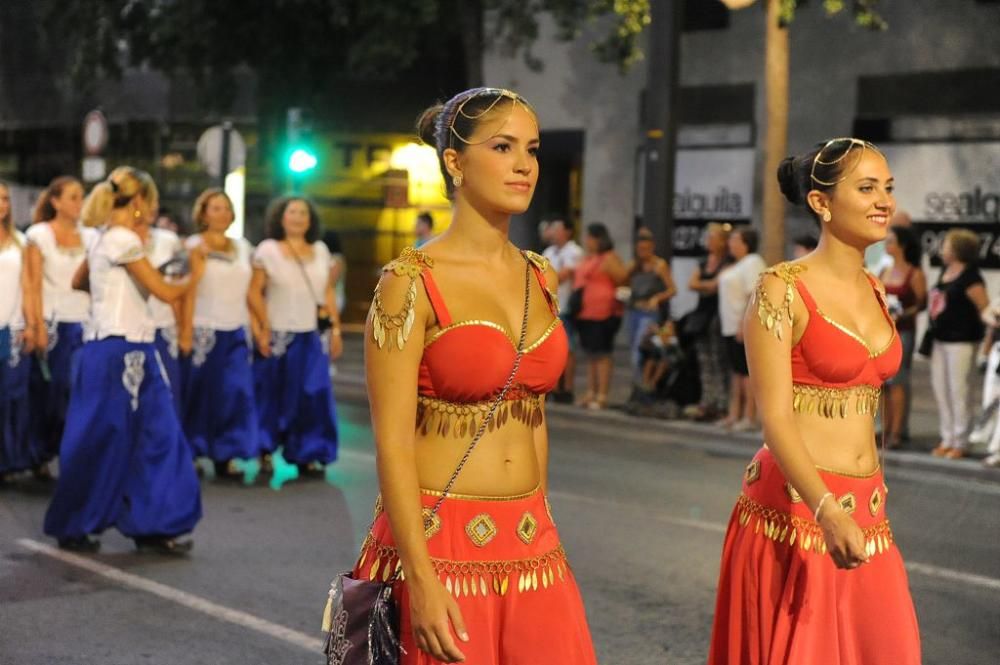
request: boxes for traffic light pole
[220,120,232,189]
[641,0,683,261]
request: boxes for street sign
[81,156,106,182]
[197,124,246,178]
[82,110,108,156]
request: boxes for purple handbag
[322,259,533,665]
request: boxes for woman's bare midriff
[413,422,540,496]
[792,411,881,475]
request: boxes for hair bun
[776,156,803,205]
[416,104,445,149]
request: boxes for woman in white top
[138,213,186,414]
[717,226,767,431]
[24,176,95,477]
[181,189,262,476]
[248,197,342,474]
[0,182,37,478]
[44,167,205,554]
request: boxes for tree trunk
[762,0,789,264]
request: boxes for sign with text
[671,148,755,256]
[882,142,1000,267]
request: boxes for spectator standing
[573,222,628,410]
[879,226,926,448]
[684,222,732,421]
[624,227,676,383]
[926,229,989,459]
[542,218,584,402]
[414,211,434,248]
[717,227,766,430]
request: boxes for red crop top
[755,263,902,418]
[372,247,568,437]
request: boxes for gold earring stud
[452,174,463,187]
[822,211,831,223]
[134,209,142,219]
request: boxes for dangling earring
[452,174,463,188]
[822,210,832,223]
[133,208,142,219]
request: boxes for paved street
[2,338,999,664]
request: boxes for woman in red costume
[708,138,921,665]
[346,88,597,664]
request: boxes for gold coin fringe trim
[372,247,433,351]
[735,494,895,559]
[356,536,570,598]
[792,384,881,418]
[416,394,544,438]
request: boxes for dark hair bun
[776,156,803,205]
[416,104,444,149]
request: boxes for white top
[0,232,26,329]
[26,222,97,323]
[253,239,330,332]
[87,226,155,343]
[187,234,254,330]
[146,228,184,329]
[718,253,768,337]
[543,240,585,314]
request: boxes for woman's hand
[255,326,272,358]
[818,503,870,570]
[35,324,48,353]
[22,327,37,354]
[408,576,468,663]
[328,330,343,360]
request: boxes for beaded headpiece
[436,88,536,152]
[810,137,883,187]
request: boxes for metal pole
[220,120,232,188]
[641,0,683,261]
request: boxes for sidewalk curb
[332,375,999,484]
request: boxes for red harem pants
[353,487,597,665]
[708,447,921,665]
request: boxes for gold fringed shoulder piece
[753,262,807,341]
[523,250,550,273]
[372,247,434,350]
[524,250,560,313]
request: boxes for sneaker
[982,453,1000,468]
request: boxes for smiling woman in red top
[708,139,921,665]
[345,88,596,665]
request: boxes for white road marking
[16,538,325,652]
[339,447,1000,592]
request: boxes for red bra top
[785,267,902,388]
[416,254,568,403]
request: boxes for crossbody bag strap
[384,253,532,586]
[286,241,324,306]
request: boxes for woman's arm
[967,282,990,314]
[24,243,46,350]
[20,252,38,353]
[124,247,204,304]
[601,251,630,285]
[325,274,343,360]
[247,267,271,357]
[745,272,869,570]
[533,265,560,493]
[367,269,467,662]
[655,258,678,304]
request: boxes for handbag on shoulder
[321,258,533,665]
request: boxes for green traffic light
[288,147,318,173]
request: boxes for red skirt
[708,447,921,665]
[353,487,597,665]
